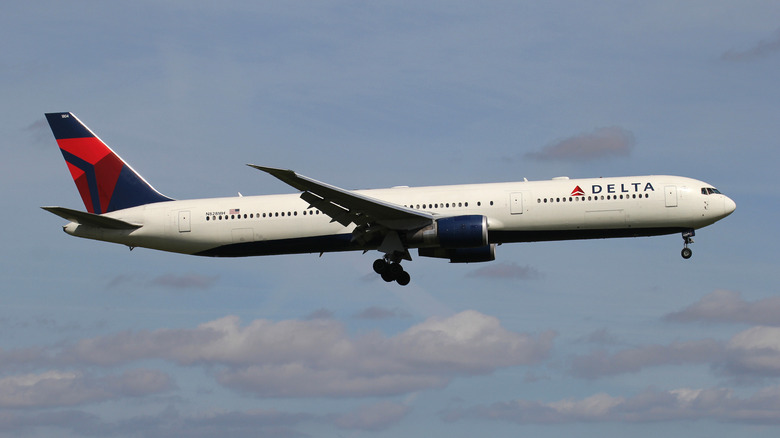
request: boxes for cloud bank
[664,290,780,326]
[525,127,634,162]
[721,29,780,62]
[442,386,780,424]
[48,311,556,398]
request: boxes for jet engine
[408,215,494,262]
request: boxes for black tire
[389,263,404,277]
[396,271,411,286]
[381,271,396,282]
[373,259,387,274]
[681,247,692,259]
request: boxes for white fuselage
[63,175,736,257]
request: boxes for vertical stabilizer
[45,112,172,214]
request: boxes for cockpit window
[701,187,722,195]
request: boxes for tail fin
[45,112,173,214]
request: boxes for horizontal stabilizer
[41,206,142,230]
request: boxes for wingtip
[247,164,295,175]
[246,164,272,171]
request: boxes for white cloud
[724,326,780,376]
[59,311,555,397]
[569,340,722,379]
[570,325,780,380]
[525,127,634,162]
[0,369,172,408]
[442,386,780,424]
[665,290,780,326]
[0,406,314,438]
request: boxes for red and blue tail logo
[45,112,172,214]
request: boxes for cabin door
[664,186,678,207]
[178,210,191,232]
[510,192,523,214]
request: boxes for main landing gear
[681,229,694,259]
[373,257,411,286]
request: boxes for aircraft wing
[247,165,433,231]
[41,206,142,230]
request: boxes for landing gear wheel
[389,263,403,277]
[373,254,412,285]
[373,259,387,274]
[681,247,692,259]
[396,270,411,286]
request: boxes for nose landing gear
[681,229,694,259]
[373,256,411,286]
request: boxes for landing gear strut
[373,256,411,286]
[681,229,694,259]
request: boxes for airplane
[42,112,736,286]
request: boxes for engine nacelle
[418,244,496,263]
[436,215,489,248]
[404,215,489,249]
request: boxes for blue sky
[2,1,779,436]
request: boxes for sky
[2,1,779,437]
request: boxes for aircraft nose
[724,196,736,216]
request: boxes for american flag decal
[230,208,240,215]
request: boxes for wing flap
[42,206,142,230]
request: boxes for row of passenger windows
[206,210,323,221]
[538,193,650,203]
[402,201,494,209]
[204,199,497,222]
